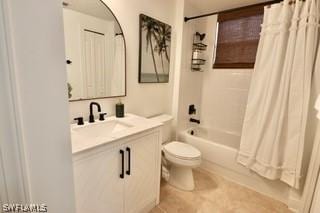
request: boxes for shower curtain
[237,0,320,188]
[111,35,125,96]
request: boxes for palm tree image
[139,14,171,83]
[154,24,171,74]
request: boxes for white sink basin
[72,120,133,139]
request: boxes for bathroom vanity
[70,114,162,213]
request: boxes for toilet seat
[163,141,201,160]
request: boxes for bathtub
[179,127,291,204]
[178,127,250,176]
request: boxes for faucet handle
[189,104,196,115]
[99,113,107,121]
[74,117,84,125]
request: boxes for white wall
[298,55,320,206]
[68,0,177,122]
[175,2,206,132]
[200,15,252,144]
[304,99,320,212]
[3,0,76,212]
[170,0,185,138]
[0,2,27,204]
[311,169,320,212]
[201,69,252,135]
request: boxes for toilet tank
[149,114,173,144]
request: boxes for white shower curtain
[237,0,320,188]
[111,35,125,96]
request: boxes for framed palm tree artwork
[139,14,171,83]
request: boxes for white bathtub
[179,126,291,205]
[179,127,249,175]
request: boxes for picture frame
[139,14,172,83]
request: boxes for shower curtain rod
[184,0,281,22]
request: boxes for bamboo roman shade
[214,5,264,68]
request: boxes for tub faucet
[190,118,200,124]
[89,102,101,123]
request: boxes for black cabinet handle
[126,147,131,175]
[120,150,124,179]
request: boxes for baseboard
[287,189,302,212]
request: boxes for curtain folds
[237,0,320,188]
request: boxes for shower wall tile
[200,69,252,136]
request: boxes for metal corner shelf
[191,66,204,72]
[191,32,207,72]
[192,58,206,65]
[191,59,206,72]
[193,43,207,51]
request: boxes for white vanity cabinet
[72,128,161,213]
[73,142,124,213]
[124,133,159,213]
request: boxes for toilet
[150,114,201,191]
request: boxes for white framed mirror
[63,0,126,101]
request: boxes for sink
[70,114,164,154]
[72,120,133,139]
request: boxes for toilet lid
[164,141,201,160]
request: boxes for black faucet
[190,118,200,124]
[89,102,101,123]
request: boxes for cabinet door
[124,133,160,213]
[73,145,124,213]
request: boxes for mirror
[62,0,126,101]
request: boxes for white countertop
[71,113,163,154]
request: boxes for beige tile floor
[150,169,292,213]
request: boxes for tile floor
[150,169,292,213]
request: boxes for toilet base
[168,165,195,191]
